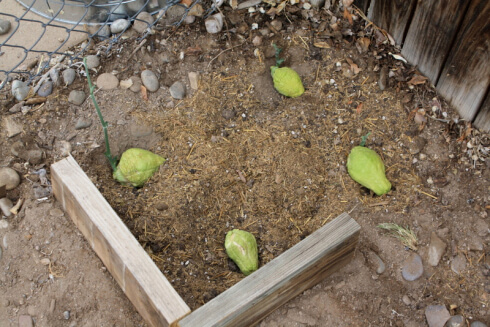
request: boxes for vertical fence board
[436,0,490,123]
[367,0,416,45]
[473,90,490,131]
[401,0,469,84]
[353,0,370,14]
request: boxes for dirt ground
[1,2,489,327]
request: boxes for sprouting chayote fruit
[347,146,391,196]
[113,148,166,187]
[270,66,305,98]
[225,229,259,276]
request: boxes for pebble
[402,252,424,281]
[205,13,223,34]
[451,254,467,274]
[18,315,33,327]
[402,295,411,305]
[96,25,111,38]
[68,90,86,105]
[0,19,11,35]
[0,220,8,229]
[163,5,187,25]
[184,15,195,24]
[409,136,427,155]
[0,198,14,217]
[270,19,283,31]
[11,80,30,101]
[428,231,446,266]
[64,310,71,320]
[470,322,488,327]
[110,18,130,34]
[40,258,51,266]
[133,12,154,33]
[49,68,60,85]
[445,315,465,327]
[425,305,450,327]
[169,81,186,99]
[188,72,199,90]
[3,116,23,138]
[221,108,236,120]
[85,55,100,69]
[129,76,142,92]
[63,68,76,86]
[0,168,20,190]
[37,81,53,97]
[468,236,484,251]
[474,219,489,237]
[141,70,159,92]
[50,208,64,217]
[75,118,92,130]
[378,66,388,90]
[237,0,261,9]
[369,251,386,274]
[96,73,119,90]
[33,186,51,199]
[119,78,133,89]
[49,299,56,313]
[155,203,169,211]
[252,35,262,46]
[8,101,24,113]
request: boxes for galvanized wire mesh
[0,0,215,90]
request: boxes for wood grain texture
[178,213,360,327]
[402,0,470,83]
[367,0,416,45]
[436,0,490,124]
[473,90,490,131]
[51,156,190,327]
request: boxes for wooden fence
[353,0,490,131]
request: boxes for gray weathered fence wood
[473,91,490,131]
[401,0,470,84]
[367,0,416,45]
[436,0,490,124]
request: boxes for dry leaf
[314,41,331,49]
[389,53,407,63]
[343,8,353,25]
[356,102,364,114]
[185,45,202,55]
[229,0,238,9]
[386,33,395,46]
[408,74,428,86]
[356,37,370,53]
[346,58,361,75]
[414,109,427,125]
[141,85,148,101]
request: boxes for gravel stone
[170,81,186,99]
[0,168,20,190]
[445,315,465,327]
[222,108,236,120]
[0,198,13,217]
[0,19,11,35]
[188,72,199,90]
[425,305,450,327]
[63,68,76,86]
[64,310,71,320]
[75,118,92,130]
[11,80,30,101]
[49,208,64,217]
[97,25,111,38]
[85,55,100,69]
[96,73,119,90]
[451,254,467,274]
[409,136,427,155]
[129,76,142,92]
[68,90,86,105]
[141,70,159,92]
[368,251,386,274]
[428,231,446,266]
[270,19,283,31]
[133,12,154,33]
[37,81,53,97]
[402,252,424,281]
[111,18,130,33]
[3,116,23,138]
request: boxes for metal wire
[0,0,211,90]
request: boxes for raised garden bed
[51,155,360,327]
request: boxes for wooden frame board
[51,156,361,327]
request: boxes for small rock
[470,322,488,327]
[188,72,199,90]
[425,305,450,327]
[474,219,489,237]
[18,315,33,327]
[0,220,8,229]
[96,25,111,38]
[141,70,159,92]
[0,198,14,217]
[64,310,71,320]
[221,108,236,120]
[402,252,424,281]
[49,299,56,313]
[8,101,24,113]
[402,295,411,306]
[129,76,142,92]
[155,203,168,211]
[33,186,51,199]
[3,116,23,138]
[119,78,133,89]
[445,315,465,327]
[85,55,100,69]
[468,236,484,251]
[163,5,187,25]
[270,19,283,31]
[237,0,261,9]
[49,208,64,217]
[133,12,154,33]
[25,149,43,165]
[409,136,427,155]
[75,118,92,130]
[428,232,446,266]
[0,19,11,35]
[378,66,388,90]
[11,80,30,101]
[110,18,130,34]
[96,73,119,90]
[184,15,196,24]
[68,90,86,105]
[0,168,20,190]
[40,258,51,266]
[63,68,76,86]
[252,35,262,46]
[37,81,53,97]
[451,254,467,274]
[169,81,186,99]
[49,68,60,85]
[205,13,223,34]
[367,251,386,274]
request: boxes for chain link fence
[0,0,216,90]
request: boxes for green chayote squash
[225,229,258,276]
[113,148,166,187]
[347,146,391,196]
[270,66,305,98]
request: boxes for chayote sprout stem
[272,43,285,68]
[360,132,371,147]
[83,57,118,172]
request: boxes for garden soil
[1,3,489,327]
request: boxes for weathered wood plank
[353,0,370,14]
[402,0,470,83]
[436,0,490,124]
[473,90,490,131]
[51,156,191,327]
[367,0,416,45]
[178,213,360,327]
